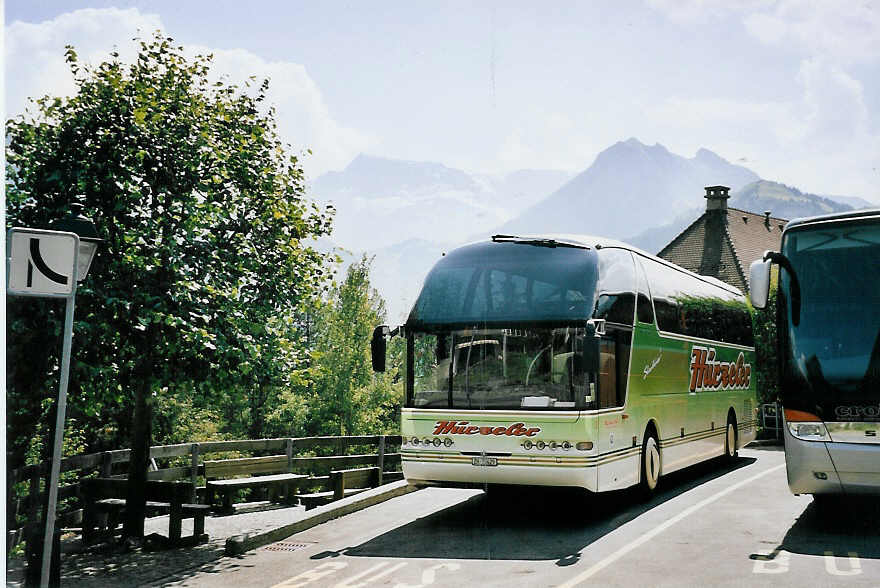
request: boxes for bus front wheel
[639,430,661,498]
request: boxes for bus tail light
[576,441,593,451]
[784,408,822,422]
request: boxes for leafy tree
[303,257,403,437]
[6,33,334,534]
[752,288,779,407]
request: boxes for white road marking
[393,563,462,588]
[752,548,790,574]
[558,464,785,587]
[824,551,862,576]
[335,561,408,588]
[272,561,348,588]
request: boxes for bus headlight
[788,422,829,440]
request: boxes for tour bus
[750,209,880,499]
[372,234,758,494]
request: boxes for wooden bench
[80,478,210,546]
[204,456,308,515]
[296,466,381,510]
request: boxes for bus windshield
[780,222,880,419]
[409,327,587,410]
[407,240,598,328]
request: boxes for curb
[224,480,419,555]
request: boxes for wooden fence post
[190,444,200,503]
[100,451,113,478]
[377,436,386,486]
[286,439,294,472]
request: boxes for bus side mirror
[582,338,600,373]
[749,257,772,309]
[371,325,390,372]
[582,320,603,373]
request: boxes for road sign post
[7,226,93,588]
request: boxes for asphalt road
[166,447,879,587]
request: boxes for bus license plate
[472,456,498,467]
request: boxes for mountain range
[313,154,571,251]
[312,139,874,322]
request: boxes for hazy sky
[6,1,880,201]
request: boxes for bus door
[593,248,636,491]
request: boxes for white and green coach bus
[372,234,758,494]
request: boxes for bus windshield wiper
[491,235,586,249]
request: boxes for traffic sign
[6,228,80,297]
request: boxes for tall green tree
[6,34,334,534]
[306,257,402,437]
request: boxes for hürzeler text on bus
[373,234,758,495]
[750,209,880,499]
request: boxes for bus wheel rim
[645,438,660,489]
[727,423,736,456]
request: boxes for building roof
[658,206,787,292]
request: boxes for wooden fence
[6,434,401,553]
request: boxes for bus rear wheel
[639,431,661,498]
[724,415,738,461]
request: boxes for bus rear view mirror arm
[762,250,802,327]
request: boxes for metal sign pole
[40,290,76,588]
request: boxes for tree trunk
[123,332,153,539]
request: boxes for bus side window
[644,259,687,335]
[635,257,655,325]
[594,249,636,326]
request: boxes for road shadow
[775,495,880,560]
[319,455,757,566]
[52,536,257,587]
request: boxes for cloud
[4,8,368,176]
[494,111,610,172]
[743,0,880,65]
[648,0,880,65]
[645,0,773,25]
[200,48,370,177]
[646,58,879,199]
[6,8,162,118]
[644,0,879,200]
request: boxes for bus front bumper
[402,455,602,492]
[785,426,880,495]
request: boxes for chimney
[699,186,729,278]
[764,210,771,228]
[704,185,730,211]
